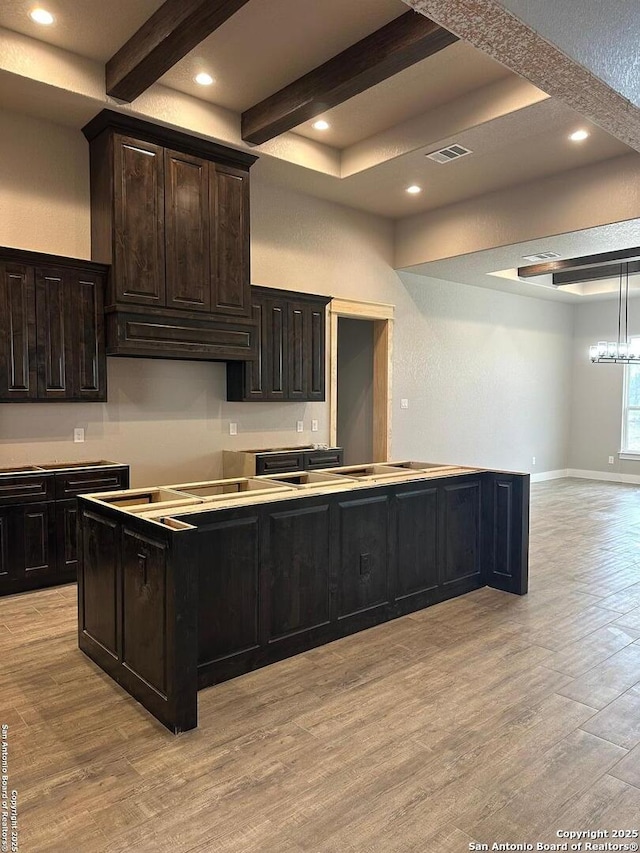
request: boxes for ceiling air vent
[426,144,472,164]
[521,251,562,263]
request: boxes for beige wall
[568,297,640,476]
[396,153,640,269]
[396,271,573,472]
[0,108,575,484]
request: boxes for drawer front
[304,450,344,470]
[55,466,130,500]
[255,453,304,476]
[0,473,54,506]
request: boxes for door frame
[329,298,394,462]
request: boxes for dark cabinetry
[227,287,330,402]
[83,110,256,362]
[79,468,530,731]
[254,447,343,476]
[0,462,129,596]
[0,248,107,402]
[193,473,516,686]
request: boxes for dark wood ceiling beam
[106,0,251,102]
[241,11,458,146]
[553,260,640,286]
[518,246,640,279]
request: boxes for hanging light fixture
[589,262,640,363]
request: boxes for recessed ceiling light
[569,129,589,142]
[194,72,214,86]
[312,120,330,131]
[29,8,55,25]
[406,185,422,194]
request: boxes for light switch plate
[73,428,85,443]
[229,422,238,436]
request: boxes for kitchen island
[78,461,529,732]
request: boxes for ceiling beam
[518,246,640,279]
[553,260,640,286]
[106,0,251,102]
[241,11,458,146]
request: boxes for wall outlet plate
[400,399,409,409]
[608,456,615,464]
[296,421,304,433]
[73,428,85,443]
[311,420,319,432]
[229,423,237,436]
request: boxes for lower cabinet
[337,494,390,620]
[0,463,129,596]
[192,473,517,685]
[0,503,57,588]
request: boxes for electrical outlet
[400,399,409,409]
[608,456,615,464]
[311,420,318,432]
[532,456,536,466]
[229,422,237,436]
[296,421,304,433]
[73,428,85,443]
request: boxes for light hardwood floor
[2,478,640,852]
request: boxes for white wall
[0,108,575,484]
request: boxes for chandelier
[590,262,640,363]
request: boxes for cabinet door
[56,500,79,579]
[306,301,326,401]
[0,508,12,582]
[439,479,481,587]
[165,149,210,312]
[113,135,165,306]
[266,296,287,399]
[17,503,57,581]
[35,267,72,399]
[210,164,250,317]
[287,300,305,399]
[0,262,37,401]
[242,294,268,399]
[68,270,106,400]
[35,267,106,401]
[337,494,390,619]
[266,503,331,641]
[396,487,439,600]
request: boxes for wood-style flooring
[2,478,640,852]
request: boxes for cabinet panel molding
[0,248,107,403]
[227,287,330,402]
[0,262,37,399]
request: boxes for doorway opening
[337,318,374,464]
[329,298,394,462]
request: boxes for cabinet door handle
[138,551,148,585]
[359,553,371,579]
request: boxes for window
[622,337,640,454]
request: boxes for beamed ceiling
[0,0,639,302]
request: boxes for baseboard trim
[567,468,640,485]
[531,469,568,482]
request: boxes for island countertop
[81,460,489,527]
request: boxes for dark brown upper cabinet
[113,136,165,306]
[83,110,257,362]
[227,287,330,402]
[0,248,107,403]
[84,110,256,316]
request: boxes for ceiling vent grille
[426,144,472,164]
[521,251,562,263]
